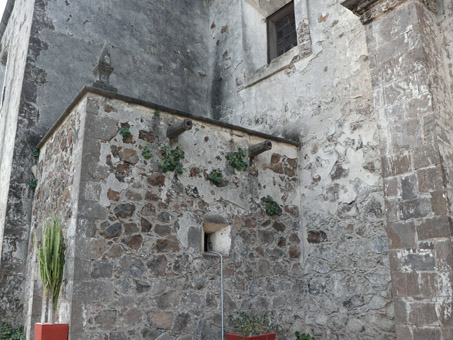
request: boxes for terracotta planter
[35,323,69,340]
[225,333,276,340]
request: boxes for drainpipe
[207,251,224,340]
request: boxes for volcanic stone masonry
[25,89,302,340]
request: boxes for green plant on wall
[29,178,38,191]
[208,168,223,185]
[154,109,160,117]
[0,323,25,340]
[159,145,185,175]
[32,148,40,160]
[264,195,281,216]
[119,127,131,141]
[35,214,66,323]
[142,146,152,160]
[295,332,316,340]
[226,148,248,171]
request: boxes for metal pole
[208,251,224,340]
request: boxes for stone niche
[26,88,301,339]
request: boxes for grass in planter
[208,168,223,185]
[159,145,185,175]
[226,148,248,171]
[295,331,315,340]
[0,322,25,340]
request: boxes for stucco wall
[206,0,393,338]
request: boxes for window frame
[266,1,297,63]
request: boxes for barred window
[267,2,297,63]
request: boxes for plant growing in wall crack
[208,168,224,186]
[32,148,40,160]
[29,178,38,192]
[34,214,66,324]
[119,127,131,141]
[263,195,281,216]
[154,109,160,117]
[159,145,185,175]
[226,148,248,171]
[142,146,152,160]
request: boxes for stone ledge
[37,86,300,149]
[341,0,437,24]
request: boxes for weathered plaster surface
[206,0,392,338]
[0,0,36,325]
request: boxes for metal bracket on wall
[166,119,193,139]
[249,140,272,157]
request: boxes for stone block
[434,239,453,272]
[385,198,398,223]
[387,221,416,249]
[430,191,447,215]
[408,302,438,326]
[114,203,136,218]
[91,260,113,279]
[416,216,451,240]
[394,297,408,323]
[85,96,100,114]
[403,251,436,271]
[384,177,398,197]
[382,153,411,177]
[412,327,441,340]
[95,309,117,330]
[391,272,407,296]
[417,166,443,193]
[85,115,118,141]
[399,197,431,220]
[81,137,101,167]
[147,311,173,329]
[401,174,418,200]
[72,281,113,301]
[78,199,108,220]
[80,181,101,201]
[395,324,413,340]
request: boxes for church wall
[30,90,302,339]
[0,0,37,325]
[1,0,212,326]
[206,0,393,338]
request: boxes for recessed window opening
[267,1,297,63]
[202,218,231,256]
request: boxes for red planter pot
[35,323,69,340]
[225,333,276,340]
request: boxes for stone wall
[24,97,85,337]
[1,0,212,326]
[29,90,302,339]
[342,0,453,338]
[206,0,393,338]
[0,0,37,325]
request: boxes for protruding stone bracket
[249,140,272,158]
[92,42,117,93]
[341,0,437,24]
[166,119,193,139]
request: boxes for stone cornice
[341,0,437,24]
